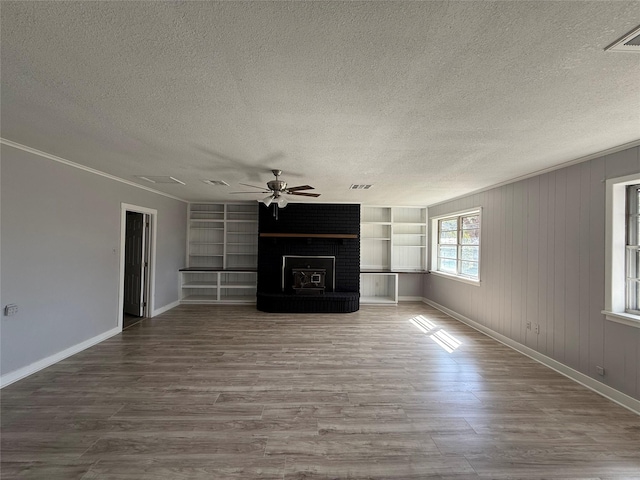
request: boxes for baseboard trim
[399,296,424,302]
[152,299,180,317]
[0,327,121,389]
[422,298,640,415]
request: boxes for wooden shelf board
[181,295,218,302]
[259,233,358,239]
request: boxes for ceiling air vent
[136,175,185,185]
[350,184,373,190]
[606,24,640,52]
[202,180,230,186]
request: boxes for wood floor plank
[1,303,639,480]
[1,459,99,480]
[282,454,478,479]
[80,456,286,479]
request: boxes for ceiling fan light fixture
[234,170,319,212]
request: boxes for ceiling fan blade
[239,183,269,190]
[288,191,321,197]
[287,185,315,192]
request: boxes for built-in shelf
[180,268,257,304]
[184,202,258,303]
[360,206,427,272]
[360,206,427,302]
[360,272,398,305]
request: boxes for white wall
[425,145,640,402]
[0,144,187,379]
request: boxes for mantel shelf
[259,233,358,239]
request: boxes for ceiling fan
[232,169,320,209]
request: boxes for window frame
[430,208,482,285]
[625,184,640,315]
[604,174,640,328]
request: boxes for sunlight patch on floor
[409,315,462,353]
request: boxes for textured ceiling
[1,1,639,205]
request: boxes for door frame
[118,203,158,330]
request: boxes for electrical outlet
[526,321,531,330]
[596,365,605,376]
[4,304,18,316]
[534,324,540,334]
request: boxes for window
[604,174,640,328]
[626,185,640,315]
[433,210,481,281]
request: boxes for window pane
[461,228,479,245]
[439,230,457,244]
[439,258,457,273]
[627,187,640,313]
[627,279,640,312]
[461,245,479,261]
[439,246,457,259]
[627,246,640,279]
[462,215,479,228]
[461,261,478,278]
[435,210,480,280]
[439,219,458,232]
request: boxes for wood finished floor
[1,303,639,479]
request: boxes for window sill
[429,270,480,286]
[602,310,640,329]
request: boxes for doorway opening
[119,204,157,331]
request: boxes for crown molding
[427,138,640,209]
[0,138,188,203]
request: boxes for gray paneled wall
[1,144,187,378]
[425,146,640,401]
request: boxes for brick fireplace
[256,203,360,313]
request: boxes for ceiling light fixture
[261,191,288,219]
[231,170,319,220]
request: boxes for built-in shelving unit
[181,202,258,303]
[188,203,225,268]
[391,206,427,272]
[180,268,257,304]
[225,203,259,270]
[360,205,427,303]
[360,206,427,271]
[360,272,398,305]
[360,206,392,270]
